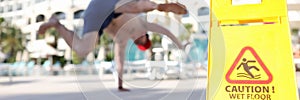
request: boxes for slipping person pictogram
[237,58,260,79]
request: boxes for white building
[1,0,300,39]
[1,0,300,59]
[0,0,90,59]
[0,0,90,41]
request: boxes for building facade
[0,0,90,41]
[2,0,299,61]
[0,0,91,60]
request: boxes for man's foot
[38,15,60,34]
[157,3,187,14]
[118,87,130,92]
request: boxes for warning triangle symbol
[225,46,273,84]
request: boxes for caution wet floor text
[207,0,299,100]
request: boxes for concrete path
[0,73,206,100]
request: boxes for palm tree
[99,32,114,61]
[179,23,194,41]
[0,20,24,63]
[0,17,4,23]
[0,17,5,39]
[43,27,67,66]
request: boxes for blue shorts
[83,0,120,36]
[98,12,122,35]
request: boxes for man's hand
[38,15,60,34]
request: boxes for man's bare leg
[38,15,98,57]
[157,3,187,14]
[38,15,76,50]
[115,0,187,14]
[38,15,61,34]
[38,15,75,48]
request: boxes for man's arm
[56,24,98,57]
[144,22,184,50]
[114,41,127,88]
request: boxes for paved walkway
[1,72,300,100]
[0,73,207,100]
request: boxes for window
[7,5,13,12]
[0,7,3,13]
[183,13,189,17]
[27,18,31,24]
[35,0,45,3]
[54,12,66,20]
[74,10,84,19]
[26,2,31,7]
[198,7,209,16]
[5,17,12,23]
[16,3,22,10]
[15,15,22,19]
[36,14,45,22]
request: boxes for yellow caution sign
[207,0,299,100]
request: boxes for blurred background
[0,0,300,99]
[0,0,210,77]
